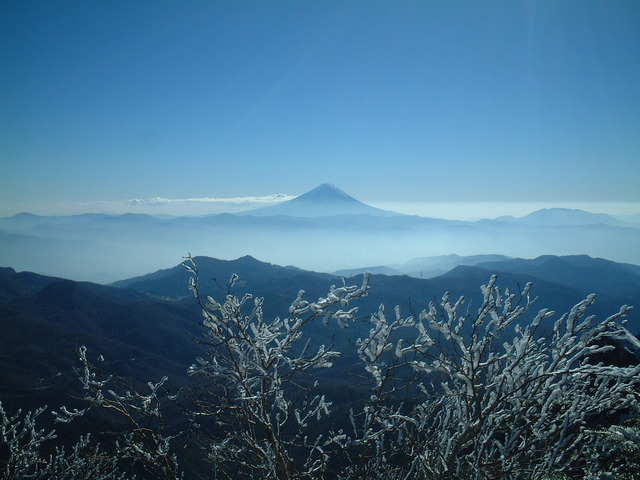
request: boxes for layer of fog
[4,198,640,223]
[1,212,639,283]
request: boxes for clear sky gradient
[2,1,639,218]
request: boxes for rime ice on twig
[348,276,640,479]
[184,257,369,479]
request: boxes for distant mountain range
[334,254,514,278]
[494,208,629,227]
[1,184,639,282]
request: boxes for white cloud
[3,194,298,217]
[126,197,171,207]
[124,194,295,208]
[71,194,299,216]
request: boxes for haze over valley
[1,184,639,283]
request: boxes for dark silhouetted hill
[0,269,202,414]
[3,253,639,418]
[475,255,640,296]
[112,255,336,300]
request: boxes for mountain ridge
[2,254,639,419]
[107,253,640,333]
[111,254,336,299]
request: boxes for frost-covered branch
[52,346,185,479]
[1,401,132,480]
[183,255,369,479]
[5,261,639,479]
[350,276,640,479]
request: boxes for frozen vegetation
[2,258,640,479]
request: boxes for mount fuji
[1,184,639,282]
[241,184,399,217]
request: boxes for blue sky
[2,1,639,218]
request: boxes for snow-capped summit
[289,183,361,204]
[241,184,398,217]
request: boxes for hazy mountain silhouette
[334,254,513,278]
[333,265,404,277]
[494,208,628,227]
[241,183,399,217]
[1,185,639,282]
